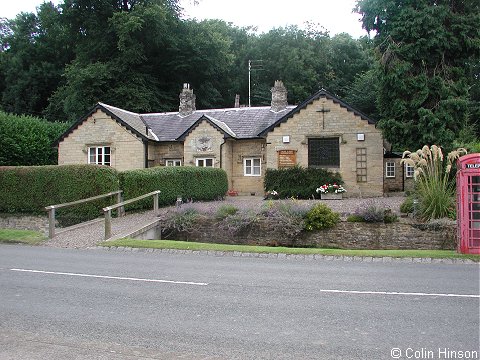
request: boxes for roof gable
[258,89,376,136]
[177,115,236,141]
[54,103,149,146]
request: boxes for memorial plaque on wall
[278,150,297,168]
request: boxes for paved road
[0,245,478,360]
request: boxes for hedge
[0,111,69,166]
[0,165,120,226]
[120,166,228,210]
[264,166,343,199]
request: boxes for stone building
[56,81,411,196]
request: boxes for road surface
[0,245,478,359]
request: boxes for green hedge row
[120,166,228,210]
[0,165,120,226]
[0,111,69,166]
[0,165,229,225]
[264,166,343,199]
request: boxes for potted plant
[316,183,346,200]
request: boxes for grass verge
[98,239,480,262]
[0,229,46,245]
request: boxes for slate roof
[141,106,295,141]
[56,88,376,145]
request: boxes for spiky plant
[401,145,467,220]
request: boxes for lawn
[0,229,46,245]
[99,239,480,261]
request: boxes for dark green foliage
[0,111,69,165]
[264,166,343,199]
[1,0,377,122]
[400,197,414,214]
[304,203,340,231]
[356,0,480,149]
[120,166,228,210]
[0,165,120,226]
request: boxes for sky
[1,0,368,38]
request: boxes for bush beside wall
[120,166,228,210]
[0,112,69,166]
[264,166,343,199]
[0,165,120,226]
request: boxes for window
[405,164,414,178]
[196,158,214,167]
[88,146,111,166]
[244,157,261,176]
[356,148,367,182]
[308,138,339,167]
[166,159,182,166]
[386,161,396,178]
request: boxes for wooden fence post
[153,191,159,216]
[104,209,112,240]
[117,191,124,217]
[47,207,55,239]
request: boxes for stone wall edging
[163,218,456,250]
[0,213,49,235]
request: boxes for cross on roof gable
[258,88,377,137]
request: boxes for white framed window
[88,146,111,166]
[386,161,395,178]
[244,157,261,176]
[405,164,414,178]
[166,159,182,166]
[196,158,214,167]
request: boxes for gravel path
[41,196,405,249]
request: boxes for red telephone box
[457,154,480,254]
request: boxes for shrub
[217,210,259,236]
[262,201,309,238]
[120,167,228,210]
[264,166,343,199]
[0,112,69,166]
[304,203,340,230]
[215,204,239,219]
[347,214,365,222]
[0,165,120,226]
[160,206,201,233]
[400,197,414,214]
[402,145,467,220]
[351,200,398,223]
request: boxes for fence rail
[45,190,123,239]
[103,190,160,240]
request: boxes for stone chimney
[179,83,196,116]
[270,80,288,112]
[234,94,240,108]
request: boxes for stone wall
[265,97,384,197]
[230,139,266,195]
[148,142,184,167]
[0,213,49,235]
[58,109,145,171]
[162,218,456,250]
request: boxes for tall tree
[356,0,480,150]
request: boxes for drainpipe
[219,138,226,169]
[144,140,149,168]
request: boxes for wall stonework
[230,140,266,195]
[58,109,145,171]
[163,218,456,250]
[265,98,384,197]
[183,120,225,168]
[148,142,184,167]
[0,213,49,235]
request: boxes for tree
[356,0,480,150]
